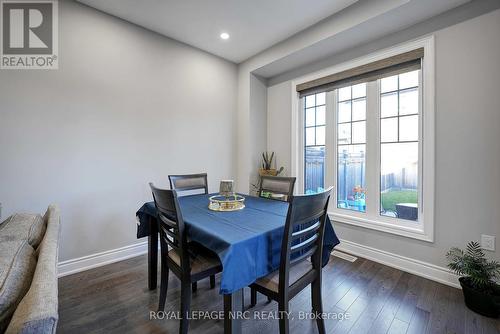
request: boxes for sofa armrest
[5,205,60,334]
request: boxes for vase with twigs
[258,152,284,176]
[251,152,285,194]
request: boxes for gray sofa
[0,205,60,334]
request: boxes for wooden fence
[305,148,417,197]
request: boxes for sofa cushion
[6,205,60,334]
[0,240,37,333]
[0,213,46,249]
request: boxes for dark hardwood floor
[58,254,500,334]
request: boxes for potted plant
[352,185,365,201]
[446,241,500,317]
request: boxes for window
[304,92,326,194]
[294,38,435,241]
[337,84,366,212]
[380,71,419,221]
[307,72,420,219]
[303,70,420,220]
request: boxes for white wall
[267,81,292,174]
[0,0,237,261]
[249,75,268,193]
[267,9,500,266]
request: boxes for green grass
[381,190,417,212]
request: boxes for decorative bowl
[208,194,245,211]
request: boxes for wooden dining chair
[259,176,296,202]
[168,173,215,291]
[249,187,333,334]
[252,175,297,303]
[150,183,222,334]
[169,173,208,195]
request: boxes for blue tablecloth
[136,194,339,294]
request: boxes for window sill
[328,211,433,242]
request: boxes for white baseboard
[58,241,149,278]
[336,239,460,289]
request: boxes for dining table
[136,193,340,334]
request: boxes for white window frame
[290,36,435,242]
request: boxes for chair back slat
[291,221,321,240]
[169,173,208,196]
[150,183,191,273]
[289,245,317,266]
[259,176,296,202]
[290,234,318,253]
[278,187,333,293]
[160,225,180,249]
[157,212,177,229]
[292,211,325,227]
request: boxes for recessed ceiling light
[220,32,230,40]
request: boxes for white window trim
[290,35,435,242]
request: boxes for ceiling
[255,0,476,79]
[77,0,359,63]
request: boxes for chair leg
[158,260,169,311]
[250,287,257,307]
[278,300,290,334]
[210,275,215,289]
[180,281,192,334]
[192,281,197,292]
[311,279,326,334]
